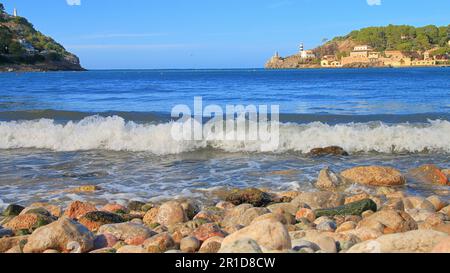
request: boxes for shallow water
[0,68,449,207]
[0,149,449,207]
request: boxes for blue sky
[3,0,449,69]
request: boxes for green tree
[396,42,414,51]
[416,33,431,50]
[345,25,448,52]
[0,3,5,22]
[0,25,12,53]
[8,41,24,55]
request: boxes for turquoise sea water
[0,68,449,206]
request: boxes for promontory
[265,24,450,69]
[0,3,84,72]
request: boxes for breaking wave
[0,115,449,154]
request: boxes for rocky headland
[265,24,450,69]
[0,3,84,72]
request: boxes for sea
[0,68,449,207]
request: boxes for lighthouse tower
[299,43,304,53]
[13,8,17,17]
[271,51,281,61]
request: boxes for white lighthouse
[299,42,316,59]
[13,8,17,17]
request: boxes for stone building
[320,55,342,67]
[384,50,406,60]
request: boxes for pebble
[180,236,200,253]
[192,223,227,242]
[220,219,291,252]
[335,221,357,233]
[347,230,448,253]
[295,208,316,222]
[98,222,156,245]
[156,201,187,226]
[291,239,320,252]
[340,166,406,186]
[23,217,95,253]
[316,220,337,232]
[198,236,223,253]
[64,201,97,220]
[143,232,175,253]
[219,238,263,253]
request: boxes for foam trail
[0,116,449,154]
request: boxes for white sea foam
[0,115,449,154]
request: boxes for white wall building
[300,50,315,59]
[353,45,373,51]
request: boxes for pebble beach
[1,149,449,254]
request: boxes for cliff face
[0,4,84,72]
[265,39,356,69]
[265,55,320,69]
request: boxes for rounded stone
[180,236,200,253]
[220,219,291,251]
[198,236,224,253]
[219,238,263,253]
[156,201,187,226]
[340,166,405,186]
[295,208,316,222]
[64,201,97,220]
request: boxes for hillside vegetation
[266,24,450,69]
[316,24,449,58]
[0,3,83,71]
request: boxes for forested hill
[266,24,450,69]
[0,3,84,72]
[316,24,449,58]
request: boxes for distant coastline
[266,24,450,69]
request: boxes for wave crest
[0,116,449,154]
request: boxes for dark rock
[128,201,146,211]
[225,188,272,207]
[308,146,349,156]
[22,207,52,218]
[14,229,31,236]
[315,199,377,218]
[84,211,124,223]
[141,203,156,212]
[79,211,125,232]
[2,204,25,217]
[0,228,13,238]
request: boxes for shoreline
[265,64,450,70]
[1,162,449,253]
[2,65,449,73]
[0,66,87,73]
